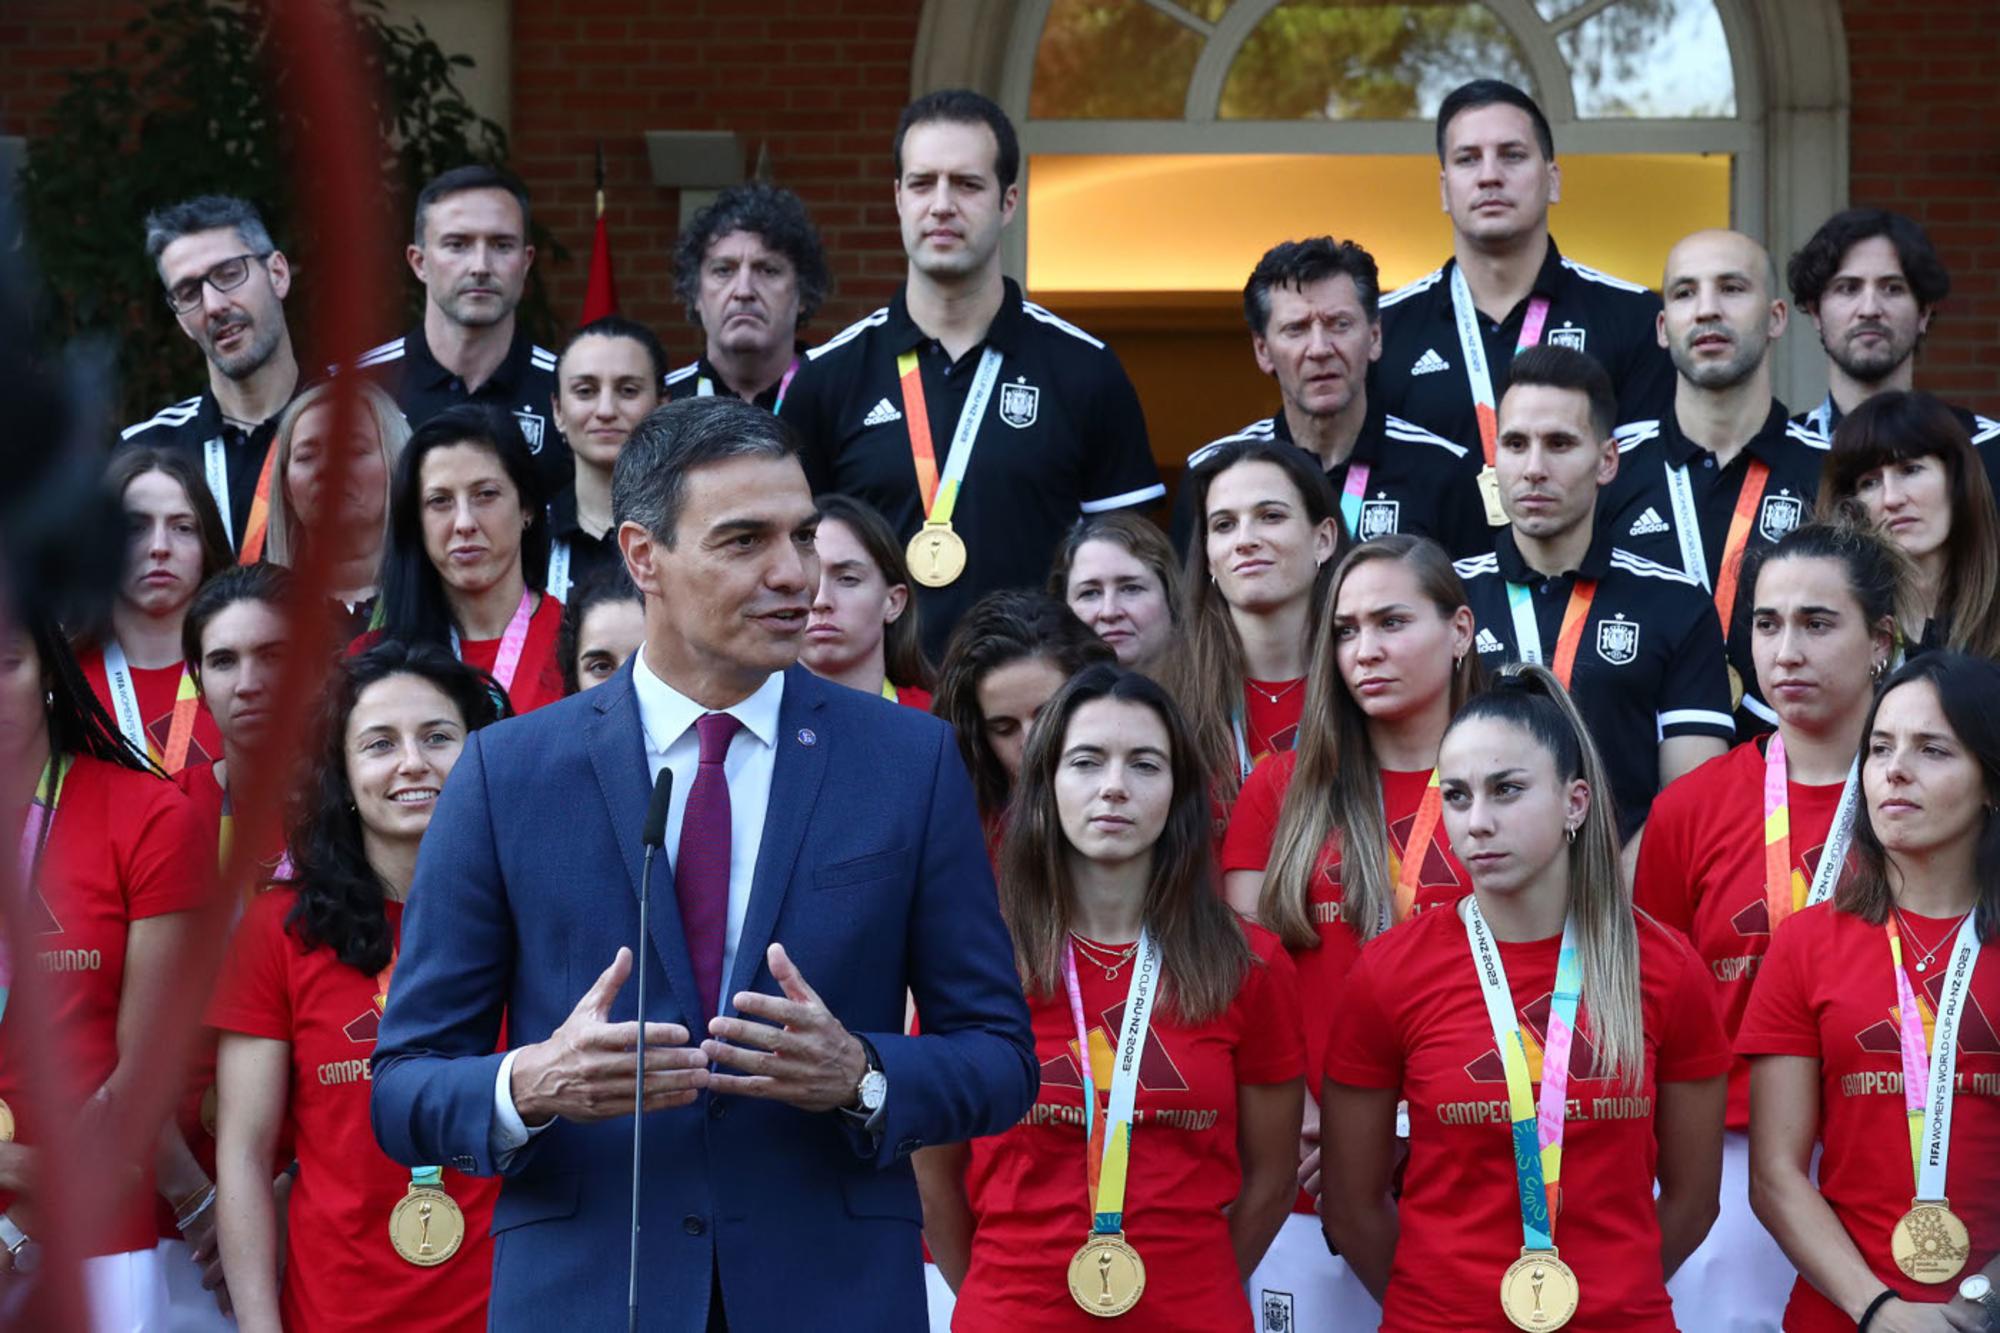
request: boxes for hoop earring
[1565,822,1577,845]
[1870,658,1886,682]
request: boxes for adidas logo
[1412,348,1450,376]
[862,398,902,427]
[1628,506,1670,537]
[1475,627,1505,655]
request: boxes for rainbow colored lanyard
[103,641,201,774]
[1759,732,1860,930]
[4,758,68,1023]
[1885,914,1980,1203]
[1061,929,1159,1242]
[1503,579,1597,688]
[1375,770,1443,935]
[449,587,536,692]
[1448,265,1550,477]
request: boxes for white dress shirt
[491,655,786,1154]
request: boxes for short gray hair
[143,195,277,270]
[612,398,799,547]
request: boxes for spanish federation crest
[1548,321,1587,352]
[998,378,1039,429]
[1759,491,1803,542]
[1596,615,1640,666]
[512,409,547,453]
[1357,497,1400,540]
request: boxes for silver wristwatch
[1961,1274,1999,1330]
[840,1036,887,1130]
[0,1213,39,1277]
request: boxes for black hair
[894,89,1021,190]
[285,639,508,972]
[1739,520,1905,636]
[182,562,295,686]
[1503,344,1618,441]
[612,397,798,548]
[21,610,159,775]
[1435,79,1555,162]
[672,182,831,327]
[413,164,532,247]
[105,445,233,581]
[379,404,550,649]
[1786,208,1951,314]
[557,563,642,696]
[1242,237,1382,337]
[556,315,669,386]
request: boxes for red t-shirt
[1634,737,1849,1128]
[895,684,934,711]
[76,645,223,773]
[207,890,497,1331]
[1326,905,1731,1332]
[348,590,565,716]
[1241,679,1305,772]
[954,925,1305,1332]
[0,756,209,1256]
[1736,903,2000,1330]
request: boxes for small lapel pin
[796,728,817,747]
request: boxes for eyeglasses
[163,252,272,313]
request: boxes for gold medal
[0,1097,13,1143]
[1479,466,1507,526]
[1067,1232,1144,1318]
[906,522,967,588]
[389,1182,466,1267]
[1727,663,1745,710]
[1500,1247,1580,1331]
[1891,1199,1971,1284]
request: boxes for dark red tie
[677,711,741,1025]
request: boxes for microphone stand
[632,770,674,1333]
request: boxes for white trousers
[1665,1130,1797,1333]
[1247,1211,1382,1332]
[153,1238,234,1333]
[82,1247,169,1333]
[926,1260,957,1330]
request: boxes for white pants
[1248,1212,1382,1332]
[83,1247,169,1333]
[1665,1130,1797,1333]
[154,1238,234,1332]
[926,1260,957,1331]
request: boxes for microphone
[631,768,673,1333]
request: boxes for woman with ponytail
[1636,521,1902,1329]
[1220,534,1480,1330]
[1322,665,1729,1331]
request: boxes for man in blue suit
[371,396,1037,1330]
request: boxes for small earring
[1453,650,1466,673]
[1870,659,1886,681]
[1565,823,1577,845]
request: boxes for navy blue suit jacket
[371,663,1036,1331]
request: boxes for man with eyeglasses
[123,195,301,562]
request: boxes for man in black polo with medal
[1377,79,1673,530]
[781,91,1162,662]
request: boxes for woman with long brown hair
[804,493,935,708]
[1323,666,1729,1330]
[1175,439,1341,805]
[1049,511,1183,678]
[1220,534,1480,1330]
[917,665,1303,1329]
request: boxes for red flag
[580,142,619,322]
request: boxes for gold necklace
[1069,932,1140,981]
[1245,677,1304,706]
[1894,904,1971,973]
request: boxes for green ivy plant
[19,0,560,425]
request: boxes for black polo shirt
[351,323,566,496]
[1793,393,2000,508]
[1456,526,1734,837]
[543,487,622,602]
[662,347,806,412]
[781,278,1162,661]
[119,389,292,557]
[1168,399,1489,561]
[1377,238,1674,456]
[1603,400,1826,732]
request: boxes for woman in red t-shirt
[209,641,505,1332]
[1219,533,1480,1331]
[803,494,937,709]
[556,563,644,696]
[0,612,215,1328]
[1175,439,1343,808]
[1050,510,1183,679]
[365,403,564,714]
[76,447,232,777]
[917,665,1304,1331]
[1740,652,2000,1333]
[1635,522,1900,1327]
[1323,665,1730,1331]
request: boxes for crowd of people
[2,73,1996,1333]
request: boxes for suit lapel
[724,665,828,1010]
[585,666,703,1025]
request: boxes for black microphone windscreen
[641,768,674,849]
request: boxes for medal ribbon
[449,588,536,692]
[4,758,69,1023]
[1465,901,1581,1250]
[1339,463,1371,536]
[202,436,236,551]
[1760,733,1860,929]
[893,346,1004,526]
[1886,914,1980,1199]
[1448,266,1551,471]
[546,538,572,603]
[697,357,800,411]
[237,434,279,564]
[1503,579,1597,688]
[1383,770,1443,933]
[376,948,450,1193]
[1662,462,1711,591]
[1061,930,1160,1237]
[1711,460,1771,629]
[878,679,899,703]
[103,641,198,774]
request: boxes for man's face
[1253,273,1381,420]
[1658,230,1788,391]
[158,227,291,381]
[1495,383,1616,541]
[1809,235,1931,386]
[1439,103,1559,247]
[406,188,534,330]
[895,119,1018,282]
[621,454,821,696]
[697,229,802,362]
